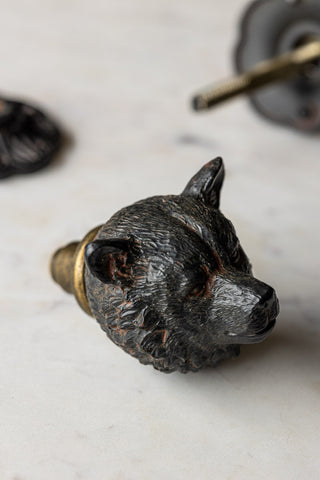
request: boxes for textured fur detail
[84,158,279,373]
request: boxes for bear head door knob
[51,158,279,373]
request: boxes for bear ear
[181,157,225,208]
[84,238,136,285]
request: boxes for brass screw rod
[192,39,320,111]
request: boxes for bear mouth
[248,318,276,342]
[226,318,276,344]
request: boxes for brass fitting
[50,226,102,316]
[192,39,320,111]
[191,0,320,131]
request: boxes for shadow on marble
[175,132,217,149]
[241,323,320,369]
[173,305,320,387]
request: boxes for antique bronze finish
[50,226,102,316]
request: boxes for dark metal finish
[0,97,61,178]
[82,158,279,373]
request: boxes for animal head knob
[51,157,279,373]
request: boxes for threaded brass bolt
[192,39,320,111]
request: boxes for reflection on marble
[0,1,319,479]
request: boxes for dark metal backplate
[0,97,62,179]
[235,0,320,131]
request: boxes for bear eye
[189,282,206,297]
[188,272,208,297]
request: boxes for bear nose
[250,284,279,332]
[258,286,277,310]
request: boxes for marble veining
[0,1,319,479]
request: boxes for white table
[1,1,319,479]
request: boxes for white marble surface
[1,1,320,479]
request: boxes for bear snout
[248,285,279,340]
[211,274,279,344]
